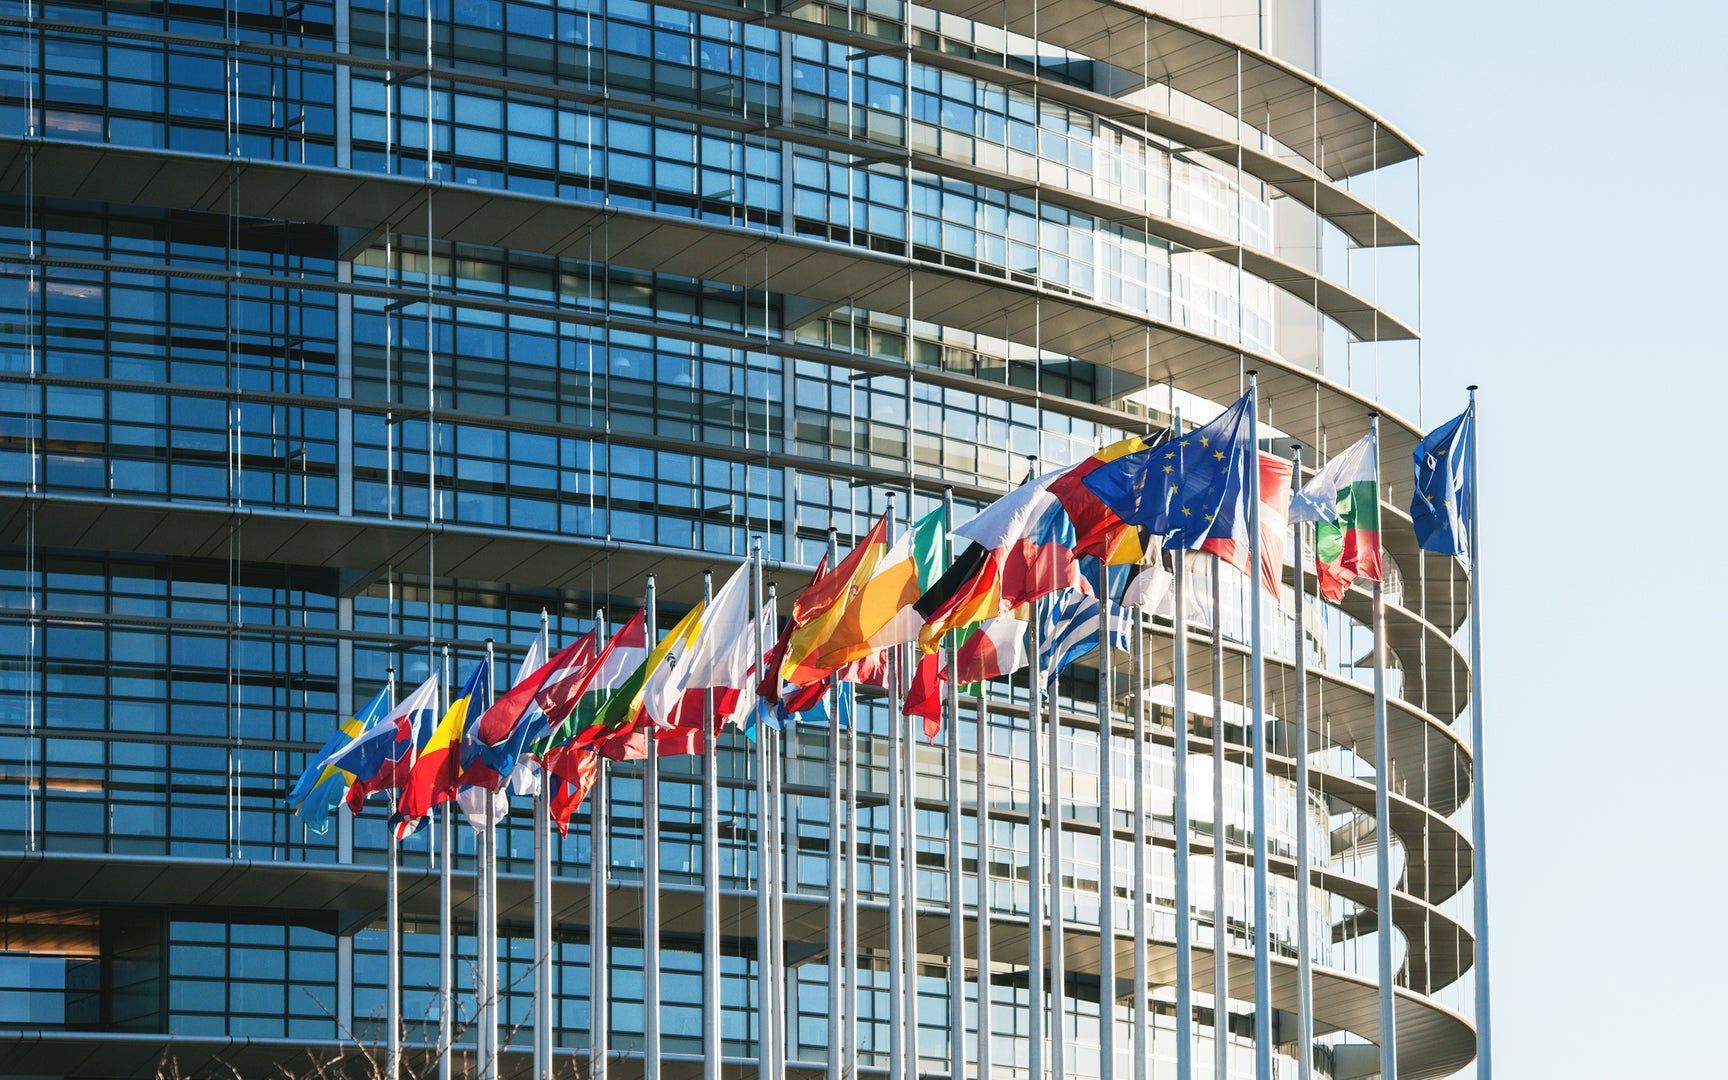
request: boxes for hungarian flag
[558,610,651,748]
[1290,429,1382,603]
[1200,452,1293,597]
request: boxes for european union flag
[1410,406,1473,564]
[1081,390,1254,549]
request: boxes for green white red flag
[1289,430,1382,603]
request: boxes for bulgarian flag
[1290,430,1382,603]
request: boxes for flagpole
[1130,611,1149,1080]
[1210,554,1228,1080]
[1096,557,1118,1080]
[752,539,774,1077]
[1465,387,1492,1080]
[767,570,788,1080]
[1171,457,1194,1080]
[480,637,498,1080]
[643,576,662,1080]
[1025,471,1046,1080]
[975,690,992,1080]
[901,576,920,1080]
[1369,412,1399,1079]
[702,570,722,1080]
[534,610,552,1080]
[438,646,453,1080]
[1049,621,1067,1080]
[883,494,905,1080]
[1291,447,1315,1080]
[823,529,845,1080]
[386,666,401,1080]
[590,608,610,1080]
[940,488,967,1080]
[1246,371,1272,1080]
[845,659,861,1078]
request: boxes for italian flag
[1290,430,1382,603]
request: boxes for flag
[1081,391,1255,548]
[1410,407,1473,564]
[550,610,650,748]
[320,674,441,813]
[288,686,390,835]
[1291,430,1383,602]
[902,647,946,740]
[575,602,706,749]
[911,541,1002,648]
[1038,585,1131,685]
[791,513,886,626]
[464,632,598,793]
[782,514,889,685]
[645,561,756,729]
[1045,433,1164,563]
[954,609,1030,684]
[543,743,601,837]
[1201,452,1293,596]
[812,507,945,670]
[395,658,491,836]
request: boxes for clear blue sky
[1322,1,1728,1074]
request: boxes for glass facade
[0,0,1479,1077]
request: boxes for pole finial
[1245,368,1259,378]
[1467,383,1479,392]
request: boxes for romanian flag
[288,687,390,835]
[1201,452,1293,597]
[1292,430,1382,603]
[394,659,491,836]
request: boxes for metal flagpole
[480,638,498,1080]
[1097,558,1118,1080]
[534,610,553,1080]
[943,488,966,1080]
[1049,634,1066,1080]
[845,636,861,1077]
[1247,372,1272,1080]
[1130,612,1149,1080]
[1369,413,1399,1080]
[1171,446,1194,1080]
[767,570,788,1080]
[386,666,401,1080]
[1210,555,1228,1080]
[1465,388,1493,1080]
[901,578,919,1080]
[703,571,722,1080]
[591,609,610,1080]
[883,494,905,1080]
[975,691,992,1080]
[1026,464,1046,1080]
[1291,447,1315,1080]
[751,544,773,1077]
[438,646,453,1080]
[643,577,662,1080]
[820,529,842,1080]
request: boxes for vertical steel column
[884,495,905,1080]
[1027,463,1046,1080]
[438,648,453,1080]
[751,545,774,1077]
[1130,611,1149,1080]
[386,668,402,1080]
[480,640,498,1080]
[976,691,992,1080]
[824,528,844,1080]
[534,610,554,1080]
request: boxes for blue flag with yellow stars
[1410,406,1473,564]
[1080,390,1254,549]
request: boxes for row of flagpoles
[288,378,1489,1080]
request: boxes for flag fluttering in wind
[1038,575,1132,685]
[1410,407,1473,565]
[1201,451,1293,597]
[395,658,492,837]
[464,631,597,794]
[955,609,1031,685]
[288,686,390,835]
[815,507,945,670]
[1081,391,1255,548]
[319,674,441,814]
[1291,430,1383,602]
[782,513,889,686]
